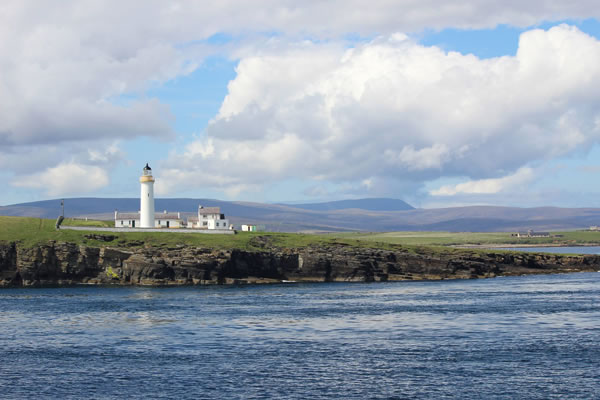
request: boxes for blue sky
[2,2,600,208]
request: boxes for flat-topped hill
[3,198,600,232]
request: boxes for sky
[2,1,600,208]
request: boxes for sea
[497,246,600,255]
[480,246,600,254]
[1,272,599,399]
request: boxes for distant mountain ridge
[281,198,414,212]
[2,197,600,232]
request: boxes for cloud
[161,25,600,198]
[2,1,599,150]
[384,144,450,171]
[430,167,535,196]
[12,162,110,196]
[3,2,600,202]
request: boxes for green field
[0,216,344,250]
[2,216,600,250]
[331,230,600,246]
[61,218,114,228]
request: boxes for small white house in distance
[241,225,257,232]
[115,211,183,228]
[115,212,140,228]
[187,205,230,230]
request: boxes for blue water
[1,273,599,399]
[499,246,600,254]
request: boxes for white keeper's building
[114,211,184,229]
[187,205,230,229]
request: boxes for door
[132,220,135,228]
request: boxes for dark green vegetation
[3,216,600,252]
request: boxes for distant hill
[282,198,414,212]
[2,198,600,232]
[0,198,228,219]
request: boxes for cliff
[1,237,598,287]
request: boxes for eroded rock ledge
[1,239,598,287]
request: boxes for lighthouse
[140,163,155,228]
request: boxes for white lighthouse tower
[140,163,155,228]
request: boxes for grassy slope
[3,216,600,251]
[0,216,347,250]
[61,218,114,228]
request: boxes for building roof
[187,216,199,223]
[115,211,181,220]
[156,213,181,220]
[115,212,139,219]
[198,207,220,214]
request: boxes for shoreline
[2,240,599,288]
[455,243,600,249]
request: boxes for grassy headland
[2,216,600,251]
[0,216,348,250]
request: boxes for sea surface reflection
[497,246,600,254]
[1,273,599,399]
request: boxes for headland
[1,216,600,287]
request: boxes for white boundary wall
[59,226,236,235]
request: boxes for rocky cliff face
[1,239,598,287]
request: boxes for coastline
[455,243,600,249]
[2,239,600,287]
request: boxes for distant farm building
[511,230,550,238]
[241,224,258,232]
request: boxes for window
[121,220,123,226]
[203,222,208,226]
[216,222,219,227]
[203,214,207,218]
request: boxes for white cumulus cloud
[3,1,600,202]
[161,25,600,198]
[13,162,110,197]
[430,167,535,196]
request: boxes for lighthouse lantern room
[139,163,155,228]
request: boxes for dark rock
[84,234,116,242]
[0,241,599,287]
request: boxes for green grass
[61,218,113,227]
[330,230,600,246]
[3,216,600,251]
[0,216,345,250]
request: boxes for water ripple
[1,272,599,399]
